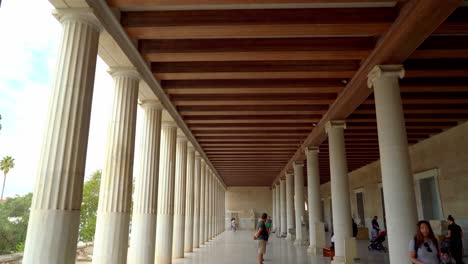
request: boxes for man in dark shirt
[254,213,269,264]
[446,215,464,264]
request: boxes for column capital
[367,65,405,89]
[286,170,294,176]
[195,152,201,159]
[305,146,319,155]
[176,132,188,142]
[280,178,286,182]
[294,161,304,167]
[201,159,206,165]
[325,120,346,134]
[162,120,177,128]
[53,8,102,32]
[188,144,195,152]
[108,67,140,81]
[140,100,164,110]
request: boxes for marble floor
[173,230,391,264]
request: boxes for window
[354,188,365,227]
[414,169,443,220]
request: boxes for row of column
[22,10,226,264]
[272,65,417,264]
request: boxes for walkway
[173,230,390,264]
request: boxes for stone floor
[172,230,390,264]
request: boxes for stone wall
[320,121,468,252]
[225,187,272,231]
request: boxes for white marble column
[184,145,195,252]
[23,9,100,264]
[172,135,188,259]
[275,183,281,237]
[293,162,305,245]
[368,65,417,264]
[285,171,295,240]
[154,121,178,264]
[92,67,139,264]
[199,160,206,245]
[272,186,276,231]
[280,179,287,237]
[326,120,353,264]
[204,167,210,242]
[193,154,201,248]
[208,171,213,240]
[128,100,163,264]
[305,147,325,255]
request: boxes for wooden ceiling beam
[110,0,398,8]
[274,0,461,186]
[186,119,319,124]
[122,8,396,39]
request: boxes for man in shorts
[253,213,269,264]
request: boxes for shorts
[257,240,267,254]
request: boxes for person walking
[446,215,464,264]
[409,220,440,264]
[231,217,237,232]
[253,213,269,264]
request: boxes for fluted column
[207,171,212,240]
[199,160,206,245]
[285,171,295,240]
[204,167,210,242]
[92,67,139,264]
[326,120,353,264]
[275,183,281,237]
[280,179,287,237]
[128,100,163,264]
[193,154,201,248]
[305,147,325,255]
[154,121,178,264]
[23,9,100,264]
[294,162,305,245]
[210,172,215,239]
[184,146,196,252]
[368,65,417,264]
[272,186,276,231]
[172,135,188,259]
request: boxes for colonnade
[271,65,417,264]
[22,9,226,264]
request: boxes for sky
[0,0,139,198]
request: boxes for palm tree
[0,156,15,200]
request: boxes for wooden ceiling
[108,0,468,186]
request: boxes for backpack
[260,222,269,241]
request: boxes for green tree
[0,156,15,200]
[79,170,101,242]
[0,193,32,254]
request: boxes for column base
[93,212,130,264]
[331,256,346,264]
[23,209,80,264]
[286,234,294,241]
[293,239,304,246]
[307,245,322,256]
[128,213,156,264]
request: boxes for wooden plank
[167,87,341,95]
[122,8,396,38]
[186,119,319,124]
[181,110,328,116]
[128,24,390,39]
[146,51,370,62]
[110,0,396,8]
[158,71,354,80]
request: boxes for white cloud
[0,0,119,197]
